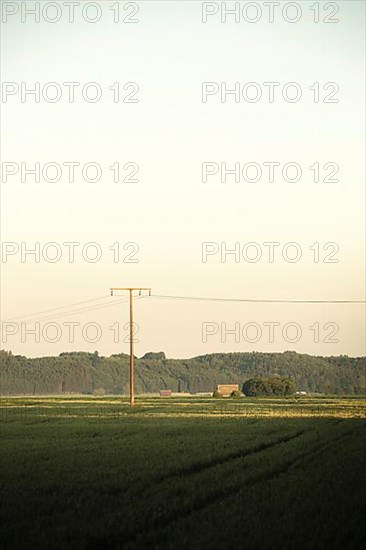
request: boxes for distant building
[160,389,172,397]
[216,384,239,397]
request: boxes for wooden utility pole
[110,287,151,406]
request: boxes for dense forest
[0,350,365,395]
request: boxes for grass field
[1,396,365,549]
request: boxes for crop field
[1,396,365,550]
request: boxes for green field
[1,396,365,549]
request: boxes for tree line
[0,349,365,395]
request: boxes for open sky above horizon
[1,0,365,358]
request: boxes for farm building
[160,390,172,397]
[215,384,239,397]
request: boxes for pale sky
[1,0,365,358]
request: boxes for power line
[3,297,130,325]
[2,295,109,322]
[2,292,364,325]
[150,294,366,304]
[12,295,147,325]
[23,298,130,324]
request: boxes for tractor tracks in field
[150,429,307,486]
[122,425,356,548]
[120,429,308,546]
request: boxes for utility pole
[110,287,151,406]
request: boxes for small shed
[160,389,172,397]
